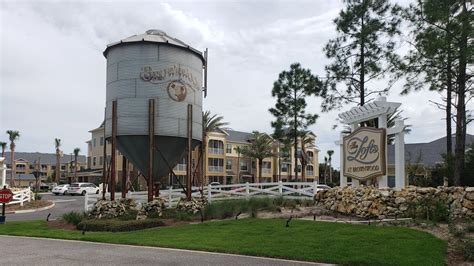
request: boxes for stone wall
[315,186,474,220]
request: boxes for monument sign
[343,127,386,180]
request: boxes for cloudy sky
[1,0,473,169]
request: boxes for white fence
[7,188,32,207]
[85,181,324,211]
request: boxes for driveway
[7,193,85,221]
[0,236,328,266]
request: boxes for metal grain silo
[103,29,204,182]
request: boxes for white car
[52,184,70,195]
[67,183,100,196]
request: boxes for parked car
[52,184,70,195]
[67,183,99,196]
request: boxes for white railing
[7,188,32,207]
[85,181,324,211]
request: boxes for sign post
[0,186,13,224]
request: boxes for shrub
[161,208,194,221]
[431,201,449,223]
[77,218,165,232]
[463,240,474,261]
[62,211,85,226]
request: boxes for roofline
[103,41,205,64]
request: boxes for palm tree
[0,142,6,157]
[54,138,61,183]
[327,150,334,184]
[6,130,20,187]
[201,111,228,186]
[240,131,274,183]
[73,148,80,183]
[300,132,315,182]
[323,156,328,184]
[234,146,243,183]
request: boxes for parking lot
[7,193,85,221]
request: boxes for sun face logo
[167,81,187,102]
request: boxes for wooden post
[102,108,107,200]
[121,156,127,199]
[148,99,155,202]
[186,104,193,201]
[110,101,117,201]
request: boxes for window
[297,165,302,172]
[240,160,248,171]
[99,156,103,166]
[281,163,288,172]
[100,137,104,146]
[226,176,233,185]
[93,157,96,166]
[174,157,186,171]
[208,140,224,154]
[307,151,314,162]
[208,176,223,184]
[306,165,314,176]
[262,162,271,174]
[226,144,232,153]
[226,159,232,170]
[93,138,96,147]
[208,158,224,172]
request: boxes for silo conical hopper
[103,29,204,179]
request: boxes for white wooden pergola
[337,97,406,189]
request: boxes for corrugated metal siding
[105,43,203,141]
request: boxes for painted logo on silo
[139,66,199,89]
[140,65,199,102]
[167,81,187,102]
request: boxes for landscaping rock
[314,186,474,220]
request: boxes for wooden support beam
[102,108,107,200]
[148,99,155,202]
[186,104,193,200]
[121,156,127,198]
[110,101,117,201]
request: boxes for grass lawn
[0,219,446,265]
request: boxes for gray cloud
[1,0,472,170]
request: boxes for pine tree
[269,63,322,182]
[321,0,402,111]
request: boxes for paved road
[8,193,85,221]
[0,236,328,266]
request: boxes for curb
[5,202,55,214]
[0,235,330,265]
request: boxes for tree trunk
[360,14,365,106]
[10,146,15,187]
[236,152,240,184]
[55,149,60,183]
[329,159,333,184]
[446,30,453,182]
[201,134,207,187]
[453,1,468,186]
[294,89,298,182]
[257,158,263,183]
[74,156,78,183]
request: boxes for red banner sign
[0,189,13,204]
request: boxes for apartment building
[172,129,320,185]
[86,122,319,187]
[3,152,86,186]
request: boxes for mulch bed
[5,200,52,212]
[47,220,77,230]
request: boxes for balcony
[174,164,186,172]
[262,168,272,174]
[208,166,224,172]
[208,148,224,155]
